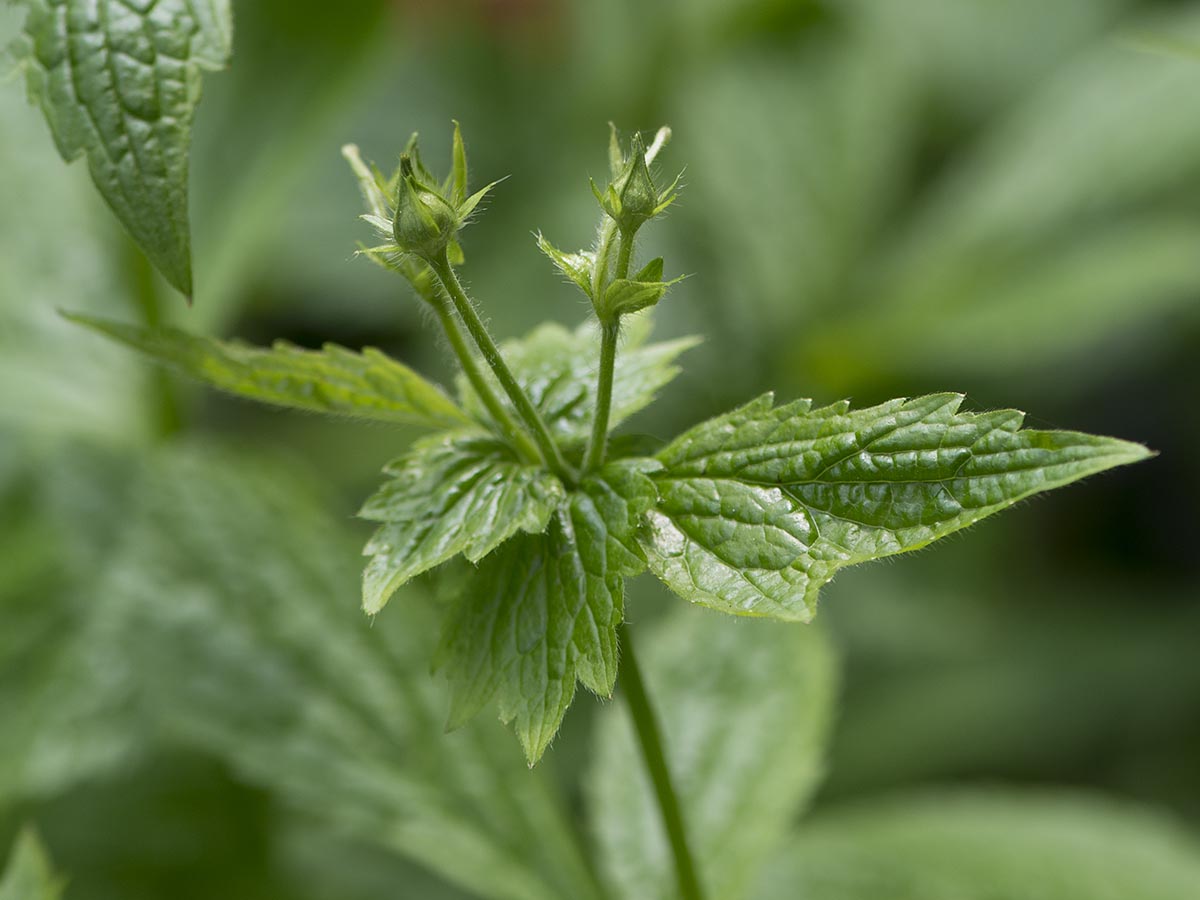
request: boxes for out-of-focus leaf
[751,790,1200,900]
[588,606,836,900]
[456,317,700,445]
[436,460,658,764]
[359,433,565,614]
[11,0,233,296]
[0,88,145,439]
[0,829,63,900]
[642,393,1149,620]
[66,314,471,429]
[0,436,144,803]
[86,445,603,900]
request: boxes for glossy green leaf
[0,829,63,900]
[588,606,837,900]
[436,459,658,764]
[359,433,565,614]
[643,393,1151,620]
[752,791,1200,900]
[11,0,233,296]
[535,233,595,298]
[66,313,471,429]
[457,318,700,445]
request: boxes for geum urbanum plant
[70,124,1151,900]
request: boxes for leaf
[535,233,595,298]
[642,393,1151,621]
[457,318,700,445]
[359,433,566,614]
[436,459,658,764]
[0,829,63,900]
[65,313,471,430]
[751,790,1200,900]
[92,444,604,900]
[600,268,684,319]
[11,0,233,296]
[588,606,837,900]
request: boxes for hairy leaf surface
[436,459,658,764]
[12,0,233,295]
[0,829,62,900]
[457,318,699,444]
[643,393,1151,620]
[67,313,470,429]
[589,606,836,900]
[752,791,1200,900]
[360,434,565,614]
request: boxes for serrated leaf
[436,459,658,764]
[360,434,565,615]
[457,318,700,445]
[588,606,836,900]
[643,393,1151,621]
[752,790,1200,900]
[11,0,233,296]
[65,313,471,429]
[0,829,63,900]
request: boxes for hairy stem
[428,251,577,483]
[619,624,706,900]
[583,230,634,471]
[430,297,541,465]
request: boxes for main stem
[431,298,541,466]
[583,229,634,471]
[619,624,706,900]
[429,251,576,483]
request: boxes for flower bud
[392,156,460,261]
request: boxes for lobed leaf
[360,434,565,614]
[66,313,471,429]
[0,829,63,900]
[588,606,837,900]
[643,393,1151,621]
[435,459,658,764]
[457,318,700,445]
[11,0,233,296]
[751,790,1200,900]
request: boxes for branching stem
[429,251,577,484]
[618,624,706,900]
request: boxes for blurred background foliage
[2,0,1199,897]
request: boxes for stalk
[430,297,541,466]
[583,230,634,471]
[618,624,707,900]
[428,251,577,484]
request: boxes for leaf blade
[12,0,233,295]
[644,393,1151,620]
[65,313,472,430]
[436,459,658,764]
[360,434,566,614]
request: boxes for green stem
[584,320,619,471]
[583,229,634,471]
[431,297,541,466]
[619,624,706,900]
[428,251,577,484]
[125,242,182,438]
